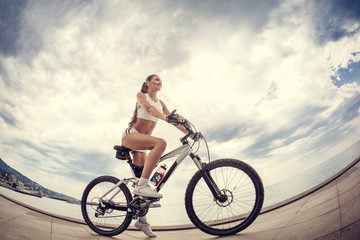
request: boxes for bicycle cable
[203,137,211,162]
[189,121,199,150]
[189,120,211,162]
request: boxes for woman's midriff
[132,118,157,135]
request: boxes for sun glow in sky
[1,0,360,214]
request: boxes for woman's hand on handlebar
[167,110,193,135]
[176,114,185,123]
[166,110,182,126]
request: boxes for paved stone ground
[0,157,359,240]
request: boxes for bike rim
[84,181,129,232]
[192,165,258,231]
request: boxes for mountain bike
[81,110,264,236]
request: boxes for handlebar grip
[167,110,179,126]
[169,109,177,116]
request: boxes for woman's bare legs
[124,135,160,236]
[123,133,166,179]
[131,151,146,166]
[122,133,166,176]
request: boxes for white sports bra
[137,93,163,122]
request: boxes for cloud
[330,94,360,124]
[0,111,18,127]
[311,0,360,44]
[164,0,281,31]
[0,0,28,56]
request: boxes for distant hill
[0,157,79,203]
[0,158,38,185]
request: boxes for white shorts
[121,127,147,153]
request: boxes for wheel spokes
[192,166,256,229]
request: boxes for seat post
[114,145,143,178]
[128,160,144,178]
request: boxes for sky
[1,0,360,216]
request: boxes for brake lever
[169,109,177,117]
[182,119,191,129]
[167,110,179,126]
[191,132,204,141]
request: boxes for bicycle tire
[185,159,264,236]
[81,175,133,236]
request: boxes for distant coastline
[0,157,80,204]
[0,181,42,198]
[0,182,80,204]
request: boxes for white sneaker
[135,220,157,237]
[133,184,163,198]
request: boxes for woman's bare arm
[160,100,188,134]
[137,92,167,121]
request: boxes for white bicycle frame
[155,144,203,192]
[100,143,204,201]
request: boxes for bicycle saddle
[114,145,131,160]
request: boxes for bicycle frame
[155,143,223,201]
[155,144,202,192]
[100,116,225,206]
[158,144,223,201]
[99,144,203,204]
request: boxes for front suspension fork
[200,168,224,201]
[190,153,224,201]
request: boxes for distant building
[9,174,17,183]
[17,181,25,191]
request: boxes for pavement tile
[111,231,146,240]
[300,182,338,211]
[51,218,96,240]
[314,230,341,240]
[151,228,211,240]
[338,177,360,206]
[0,211,51,240]
[260,195,308,222]
[249,212,293,232]
[288,197,339,226]
[0,230,50,240]
[252,196,308,233]
[0,198,29,223]
[339,194,360,228]
[336,166,360,195]
[340,218,360,240]
[236,229,283,240]
[8,211,52,232]
[273,209,341,240]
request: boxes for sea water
[1,141,360,226]
[0,186,83,220]
[264,140,360,207]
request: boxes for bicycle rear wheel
[81,176,133,236]
[185,159,264,236]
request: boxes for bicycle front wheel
[81,176,133,236]
[185,159,264,236]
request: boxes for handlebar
[167,110,203,144]
[167,110,210,161]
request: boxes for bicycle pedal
[146,197,160,200]
[134,195,160,201]
[149,203,161,208]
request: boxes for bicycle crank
[130,196,161,217]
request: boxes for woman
[121,74,187,237]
